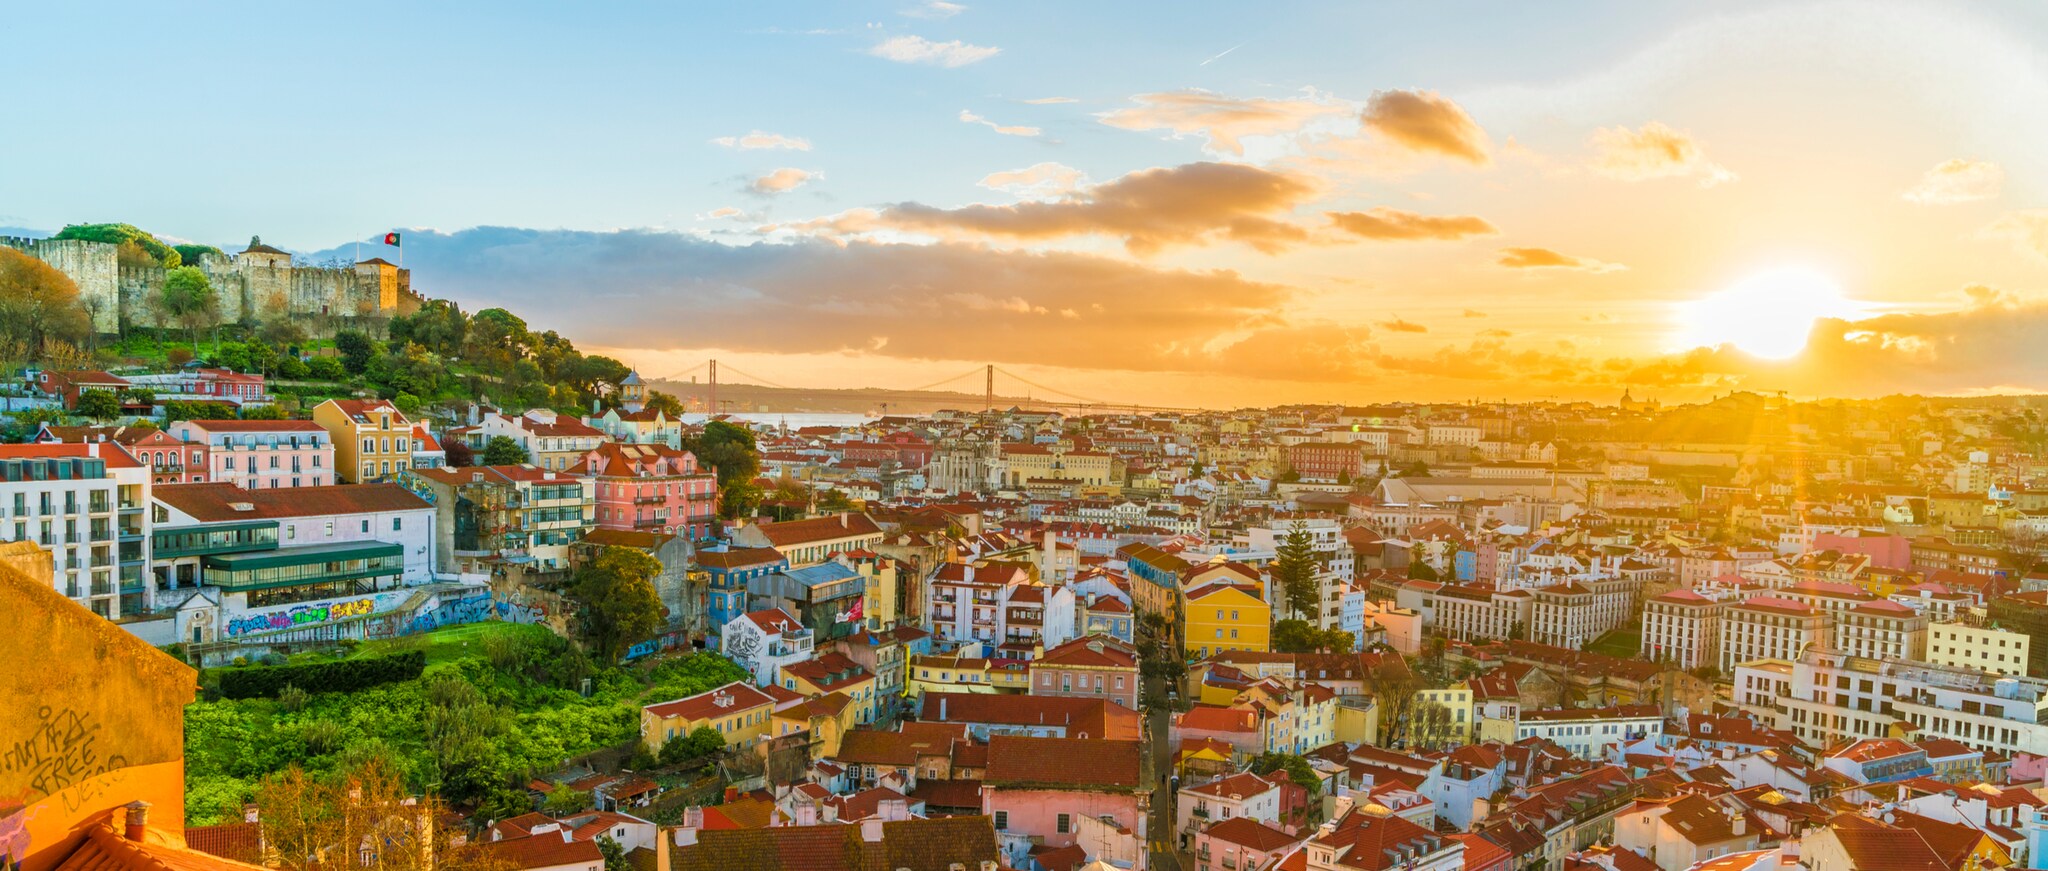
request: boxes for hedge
[217,651,426,700]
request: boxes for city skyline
[6,1,2048,408]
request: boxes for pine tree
[1271,526,1320,621]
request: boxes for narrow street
[1143,627,1188,871]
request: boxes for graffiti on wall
[1,707,127,809]
[224,598,375,637]
[494,599,550,625]
[401,592,497,636]
[622,632,685,661]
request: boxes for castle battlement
[12,233,421,335]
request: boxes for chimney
[242,803,259,823]
[860,818,885,842]
[656,827,673,869]
[1730,812,1746,836]
[123,801,151,842]
[940,697,947,720]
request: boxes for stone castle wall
[1,235,424,335]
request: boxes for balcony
[633,494,667,505]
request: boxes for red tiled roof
[643,681,774,722]
[984,735,1141,790]
[154,482,428,520]
[1205,816,1303,852]
[481,832,604,870]
[752,513,882,546]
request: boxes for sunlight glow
[1671,267,1864,359]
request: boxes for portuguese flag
[383,232,401,247]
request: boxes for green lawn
[1586,627,1641,659]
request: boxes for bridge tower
[984,364,994,412]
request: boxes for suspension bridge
[653,360,1203,415]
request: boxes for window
[992,811,1008,830]
[393,517,402,531]
[1056,813,1071,834]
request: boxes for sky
[5,1,2048,408]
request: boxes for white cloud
[750,168,818,195]
[1023,96,1078,105]
[959,109,1041,137]
[900,1,964,19]
[1587,122,1736,187]
[977,162,1088,199]
[711,131,812,151]
[1980,210,2048,261]
[1902,158,2003,205]
[704,207,745,219]
[868,34,999,67]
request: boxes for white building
[1926,622,2031,677]
[720,607,816,686]
[1642,589,1723,670]
[1749,648,2048,757]
[1244,517,1353,630]
[1718,597,1825,674]
[1514,706,1665,761]
[1175,771,1282,846]
[0,443,152,619]
[1830,600,1928,663]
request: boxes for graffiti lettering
[225,599,376,637]
[0,797,41,869]
[0,707,126,803]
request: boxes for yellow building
[313,398,416,483]
[907,653,1021,697]
[1411,687,1475,749]
[770,691,857,757]
[779,652,881,725]
[1000,443,1116,488]
[1185,581,1271,659]
[1334,697,1381,746]
[1927,621,2032,677]
[640,680,776,753]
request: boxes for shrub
[278,683,309,712]
[216,651,426,700]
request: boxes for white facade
[1642,592,1722,671]
[1926,622,2031,677]
[0,444,151,619]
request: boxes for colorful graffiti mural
[400,592,498,636]
[224,598,375,637]
[623,632,686,661]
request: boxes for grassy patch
[1586,628,1641,659]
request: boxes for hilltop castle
[0,234,425,334]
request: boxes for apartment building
[1527,576,1634,649]
[1926,622,2031,677]
[574,442,719,540]
[404,464,595,575]
[1751,648,2048,757]
[465,409,611,472]
[1030,636,1141,709]
[35,425,207,485]
[1719,597,1825,674]
[1186,580,1272,658]
[1402,581,1533,643]
[1513,705,1664,761]
[1642,589,1723,670]
[167,419,334,490]
[0,444,150,619]
[731,512,885,567]
[150,482,435,645]
[1831,600,1928,662]
[313,398,416,483]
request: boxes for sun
[1671,267,1864,360]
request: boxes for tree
[542,787,593,815]
[1406,697,1460,751]
[1271,526,1320,621]
[278,356,310,379]
[172,243,225,266]
[308,356,346,380]
[443,440,476,468]
[481,435,530,466]
[334,330,376,375]
[658,725,726,767]
[574,546,665,662]
[1273,619,1353,654]
[1250,753,1322,801]
[53,223,181,266]
[74,389,120,420]
[157,266,220,343]
[685,420,762,519]
[645,390,686,418]
[0,248,93,357]
[597,836,630,871]
[242,403,288,420]
[253,756,511,871]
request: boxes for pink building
[33,424,208,484]
[573,442,720,540]
[1194,817,1303,871]
[1030,635,1141,709]
[982,735,1147,869]
[1813,531,1914,571]
[167,420,334,489]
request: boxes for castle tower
[620,370,647,413]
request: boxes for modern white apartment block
[1642,589,1723,670]
[1719,597,1824,674]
